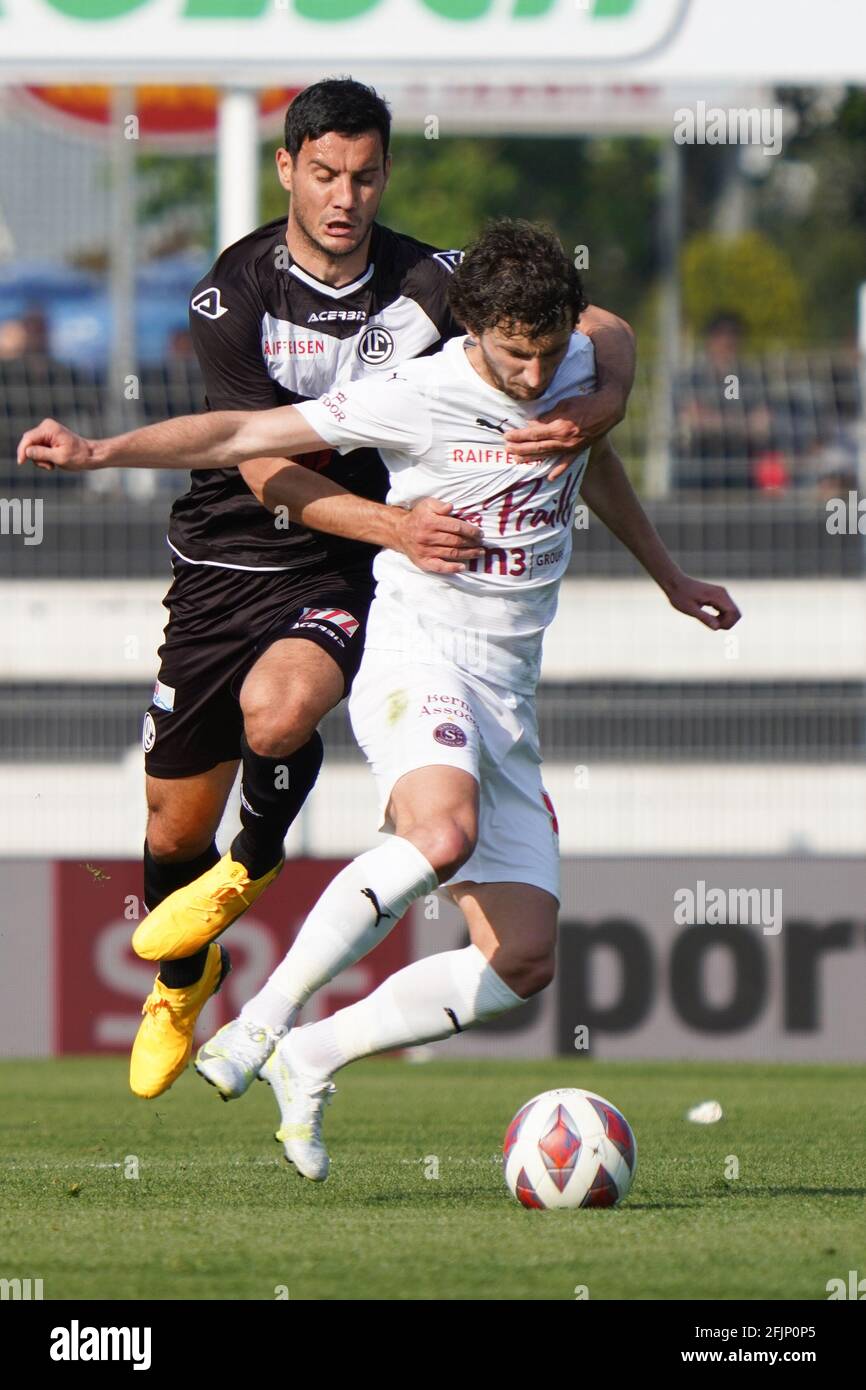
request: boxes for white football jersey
[295,332,596,692]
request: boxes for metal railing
[2,352,862,578]
[3,680,863,764]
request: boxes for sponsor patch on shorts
[433,722,467,748]
[152,679,175,713]
[294,606,359,638]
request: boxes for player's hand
[394,498,484,574]
[504,385,627,481]
[665,574,742,631]
[17,419,97,472]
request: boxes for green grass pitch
[1,1058,864,1301]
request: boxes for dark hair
[706,312,744,337]
[284,77,391,162]
[448,219,586,337]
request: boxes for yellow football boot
[131,852,283,961]
[129,942,231,1099]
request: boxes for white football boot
[195,1017,286,1100]
[262,1034,336,1181]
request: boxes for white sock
[240,837,437,1032]
[289,944,525,1079]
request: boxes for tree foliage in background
[137,86,866,347]
[258,132,658,324]
[260,135,519,256]
[756,87,866,343]
[137,152,215,258]
[681,231,805,347]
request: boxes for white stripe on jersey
[167,538,295,572]
[286,260,375,299]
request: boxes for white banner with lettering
[0,0,865,82]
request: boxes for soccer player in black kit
[58,79,637,1097]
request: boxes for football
[503,1087,637,1210]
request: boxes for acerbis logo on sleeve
[191,288,228,320]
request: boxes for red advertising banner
[54,858,411,1055]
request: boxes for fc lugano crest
[357,325,395,365]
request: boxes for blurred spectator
[0,305,103,492]
[752,451,790,493]
[810,430,860,500]
[167,327,195,361]
[0,317,29,360]
[140,329,202,419]
[674,315,863,494]
[132,327,204,498]
[0,307,49,361]
[0,307,207,500]
[674,312,775,490]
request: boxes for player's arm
[239,457,481,574]
[505,305,636,477]
[237,374,483,571]
[20,363,433,475]
[575,303,636,423]
[580,435,741,632]
[18,394,483,574]
[17,406,325,473]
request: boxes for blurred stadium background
[1,0,865,1064]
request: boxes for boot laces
[142,993,175,1022]
[189,873,248,922]
[301,1082,336,1140]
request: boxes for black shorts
[143,556,375,779]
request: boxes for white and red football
[503,1087,637,1210]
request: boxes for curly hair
[448,219,586,338]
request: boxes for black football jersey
[167,217,463,573]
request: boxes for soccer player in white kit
[20,220,740,1179]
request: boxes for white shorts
[348,650,560,900]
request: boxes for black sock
[231,730,324,879]
[144,840,219,989]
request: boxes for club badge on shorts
[142,712,156,753]
[433,722,467,748]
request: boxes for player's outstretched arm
[239,456,483,575]
[575,303,636,424]
[17,405,324,474]
[504,306,636,477]
[580,436,741,632]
